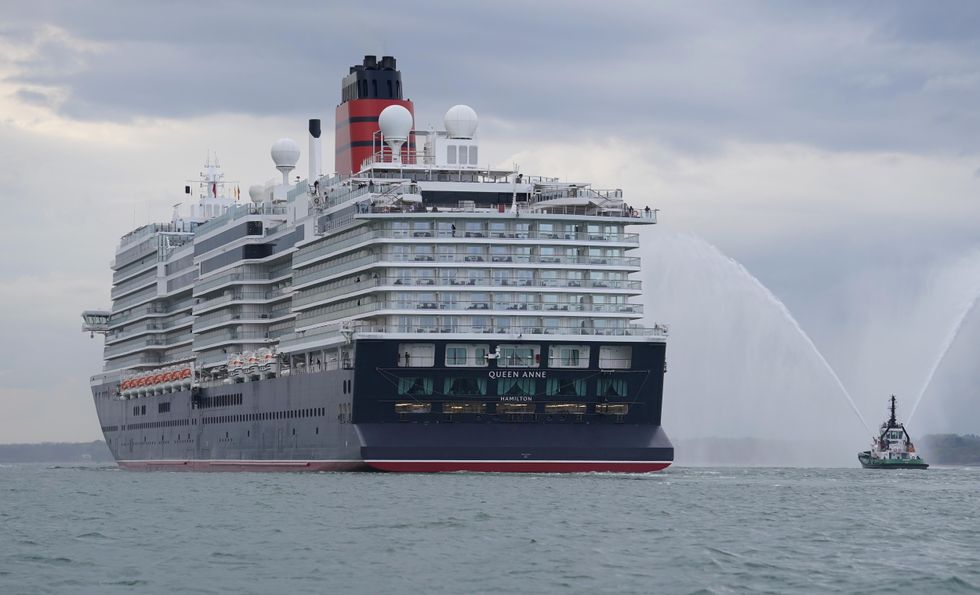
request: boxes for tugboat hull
[858,451,929,469]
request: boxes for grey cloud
[14,88,53,107]
[2,1,980,155]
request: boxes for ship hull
[116,459,366,472]
[358,422,673,473]
[92,371,674,473]
[93,338,673,473]
[93,367,366,471]
[858,451,929,469]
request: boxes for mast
[888,394,898,427]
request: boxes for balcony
[105,315,194,345]
[111,287,159,312]
[110,270,158,300]
[358,323,667,338]
[104,334,192,359]
[193,330,274,350]
[194,270,288,296]
[292,228,640,269]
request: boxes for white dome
[270,138,300,169]
[379,105,413,142]
[444,104,478,139]
[248,184,265,204]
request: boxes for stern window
[397,377,433,396]
[549,345,589,368]
[497,344,540,368]
[397,343,434,367]
[599,345,632,369]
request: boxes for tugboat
[858,395,929,469]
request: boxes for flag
[212,182,217,197]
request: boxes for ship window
[444,377,487,396]
[418,316,436,332]
[397,377,433,396]
[442,402,486,414]
[469,293,489,310]
[549,346,590,368]
[498,378,536,397]
[470,316,489,333]
[446,346,466,366]
[596,403,629,415]
[597,378,628,398]
[599,346,632,369]
[498,403,534,414]
[458,146,468,164]
[469,146,478,164]
[464,222,485,237]
[447,145,457,164]
[546,378,585,397]
[497,345,540,368]
[544,403,586,414]
[515,270,533,285]
[397,343,434,367]
[395,402,431,414]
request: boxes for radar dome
[444,104,478,139]
[379,105,413,142]
[270,138,300,169]
[248,184,264,204]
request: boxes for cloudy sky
[2,1,979,455]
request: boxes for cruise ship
[82,55,674,472]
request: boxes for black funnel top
[340,55,404,103]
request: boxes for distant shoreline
[2,434,977,466]
[0,441,114,463]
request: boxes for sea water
[1,465,978,594]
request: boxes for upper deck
[86,67,665,388]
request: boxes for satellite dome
[379,105,413,142]
[248,184,265,204]
[270,138,300,169]
[444,104,478,139]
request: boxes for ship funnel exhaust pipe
[308,119,322,189]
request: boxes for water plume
[639,231,871,463]
[908,293,980,425]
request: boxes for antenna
[510,164,519,214]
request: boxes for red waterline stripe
[364,460,672,473]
